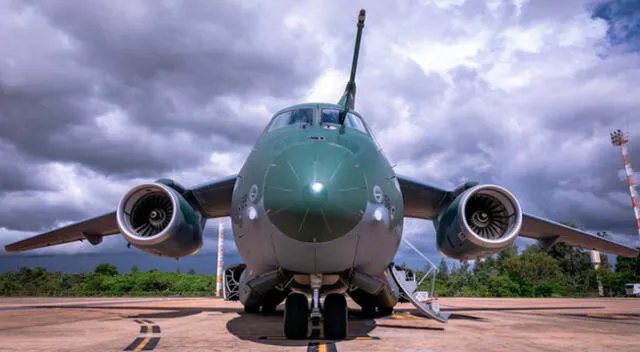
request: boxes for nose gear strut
[310,273,323,339]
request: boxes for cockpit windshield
[320,109,369,135]
[267,108,314,132]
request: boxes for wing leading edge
[4,175,237,253]
[397,174,639,258]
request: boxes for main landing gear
[283,274,348,340]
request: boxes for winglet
[337,9,366,115]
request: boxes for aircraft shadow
[21,303,492,346]
[25,304,240,319]
[226,309,379,347]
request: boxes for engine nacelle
[435,184,523,260]
[116,181,203,258]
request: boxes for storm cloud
[1,0,640,272]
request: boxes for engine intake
[435,184,522,260]
[117,182,203,258]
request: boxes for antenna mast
[610,129,640,247]
[338,9,366,113]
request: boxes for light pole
[216,218,224,297]
[610,129,640,248]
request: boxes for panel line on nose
[337,186,366,192]
[319,209,333,234]
[332,202,363,216]
[298,209,310,233]
[287,160,300,181]
[270,204,295,215]
[264,186,292,192]
[327,154,350,184]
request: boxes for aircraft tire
[361,305,376,318]
[244,304,260,314]
[323,293,348,340]
[284,293,309,339]
[377,305,393,316]
[261,304,277,315]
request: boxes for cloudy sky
[1,0,639,274]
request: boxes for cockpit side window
[320,109,369,135]
[345,113,367,133]
[267,108,313,133]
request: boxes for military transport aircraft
[5,9,639,340]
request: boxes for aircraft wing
[397,175,451,220]
[186,174,237,218]
[4,212,119,253]
[4,175,238,253]
[518,214,639,257]
[397,175,640,257]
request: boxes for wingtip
[4,245,18,253]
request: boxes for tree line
[1,245,639,297]
[0,264,218,297]
[418,242,640,297]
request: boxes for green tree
[498,244,518,264]
[436,259,449,281]
[546,243,594,293]
[130,265,139,273]
[616,256,640,279]
[488,274,520,297]
[504,251,562,287]
[94,263,119,276]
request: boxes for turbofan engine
[435,184,523,260]
[116,181,204,258]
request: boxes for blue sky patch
[592,0,640,51]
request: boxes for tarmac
[0,297,639,351]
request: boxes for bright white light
[248,206,258,220]
[374,208,383,222]
[311,182,324,193]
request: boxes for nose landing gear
[282,274,349,340]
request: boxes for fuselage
[230,103,404,278]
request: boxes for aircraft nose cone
[264,142,366,243]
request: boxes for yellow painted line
[319,343,327,352]
[612,315,635,320]
[133,337,150,352]
[392,312,421,320]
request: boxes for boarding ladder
[388,237,450,323]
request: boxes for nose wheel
[323,293,348,340]
[284,293,309,339]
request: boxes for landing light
[311,182,324,193]
[248,206,258,220]
[374,208,383,222]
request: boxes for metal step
[387,237,450,323]
[389,264,450,323]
